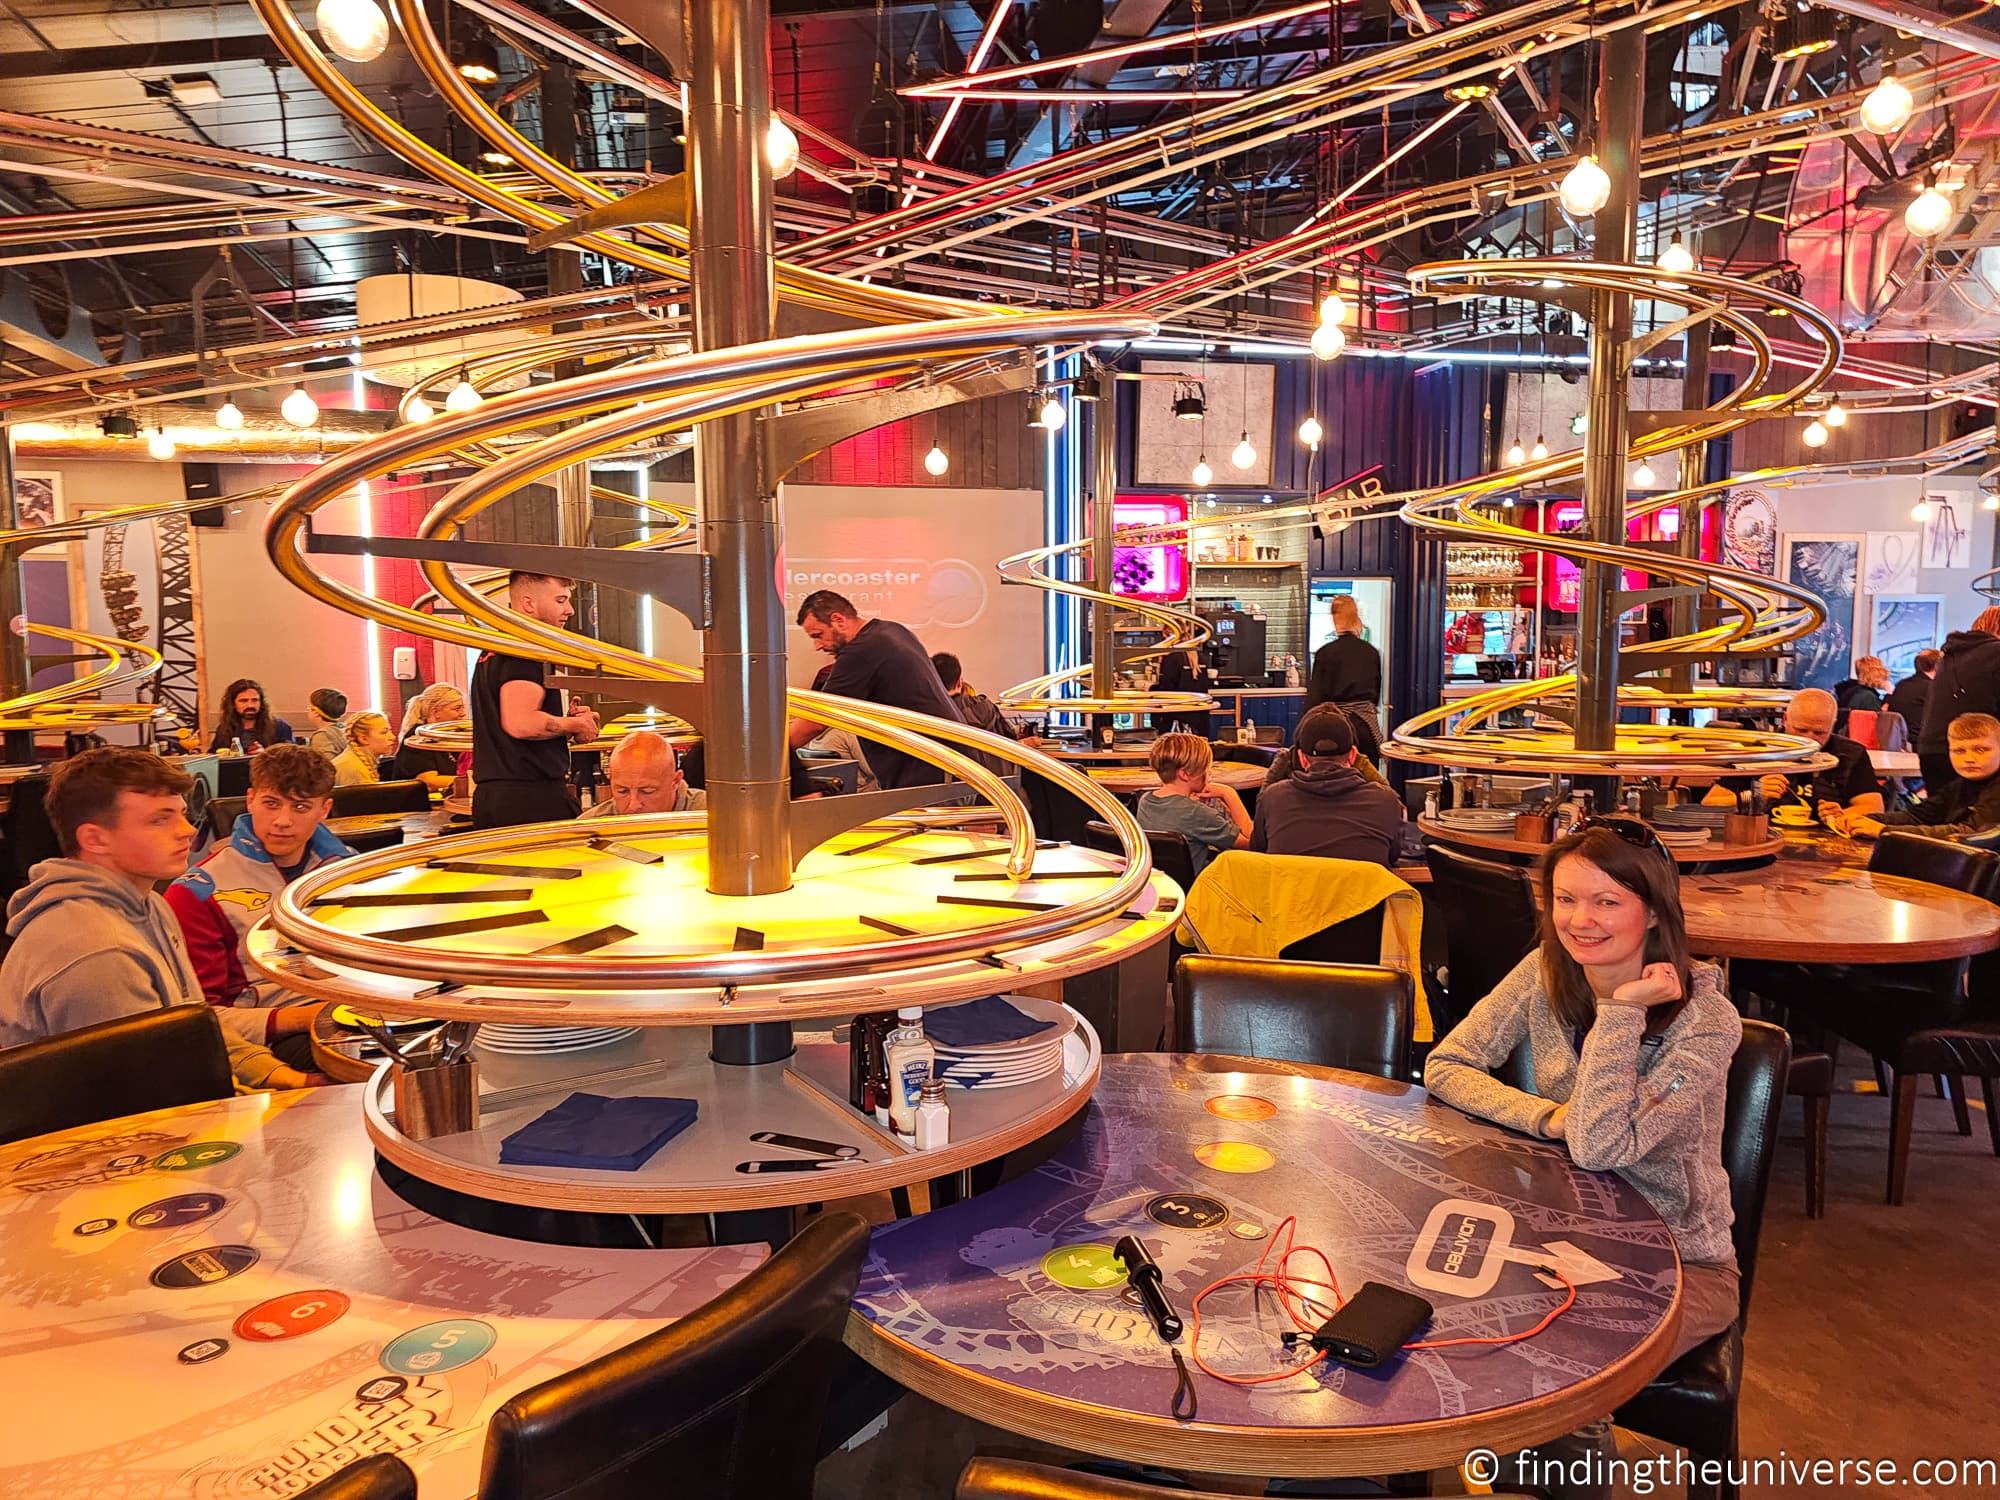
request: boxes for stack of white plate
[1654,805,1731,830]
[476,1024,640,1056]
[930,995,1074,1091]
[1430,807,1523,832]
[1654,828,1713,849]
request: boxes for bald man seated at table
[588,731,707,816]
[1702,686,1884,829]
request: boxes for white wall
[643,481,1046,697]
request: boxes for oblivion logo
[784,558,988,630]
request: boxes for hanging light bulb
[1658,237,1695,276]
[1318,291,1348,326]
[1036,395,1066,431]
[1860,73,1915,136]
[1984,492,2000,512]
[1500,494,1515,509]
[1912,496,1934,522]
[280,386,319,428]
[146,429,176,460]
[766,118,800,178]
[405,394,434,423]
[1298,414,1324,447]
[1906,179,1954,238]
[923,443,949,476]
[213,400,244,431]
[1530,435,1549,462]
[1505,440,1526,466]
[1571,413,1589,436]
[1558,153,1611,217]
[1824,401,1847,428]
[444,375,483,413]
[1231,432,1257,470]
[315,0,391,64]
[1310,321,1347,361]
[1802,418,1829,448]
[1632,460,1657,488]
[1191,455,1214,487]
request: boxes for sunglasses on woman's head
[1579,814,1675,862]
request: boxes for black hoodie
[1918,630,2000,755]
[1248,757,1404,866]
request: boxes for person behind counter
[208,678,293,753]
[1305,593,1384,759]
[1149,648,1214,738]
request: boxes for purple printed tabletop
[847,1054,1683,1476]
[0,1087,764,1499]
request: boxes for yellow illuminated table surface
[247,820,1181,1027]
[405,710,697,755]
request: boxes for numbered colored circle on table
[153,1142,243,1173]
[1145,1194,1230,1231]
[128,1193,226,1230]
[234,1290,351,1342]
[1039,1244,1129,1291]
[150,1244,259,1288]
[380,1319,498,1375]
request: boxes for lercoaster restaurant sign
[784,558,992,632]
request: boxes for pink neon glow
[1112,494,1191,604]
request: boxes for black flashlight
[1114,1234,1183,1343]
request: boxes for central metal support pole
[688,0,791,894]
[1573,25,1645,753]
[1089,370,1118,711]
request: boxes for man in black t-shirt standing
[470,572,601,829]
[786,589,961,789]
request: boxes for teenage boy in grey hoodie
[0,747,306,1089]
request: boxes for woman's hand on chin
[1606,962,1682,1008]
[1542,1103,1569,1140]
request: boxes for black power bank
[1311,1282,1433,1367]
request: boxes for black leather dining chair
[206,793,247,843]
[0,772,57,901]
[330,778,432,818]
[0,1005,236,1147]
[1614,1018,1790,1500]
[1083,820,1199,894]
[1423,843,1540,1035]
[1172,954,1413,1080]
[296,1455,417,1500]
[475,1211,870,1500]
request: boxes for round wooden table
[0,1088,762,1497]
[326,808,462,845]
[846,1053,1682,1477]
[1680,863,2000,962]
[1083,762,1265,796]
[1419,815,1786,866]
[1040,744,1157,765]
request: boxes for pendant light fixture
[923,444,949,476]
[316,0,391,64]
[1911,496,1934,522]
[1298,414,1324,448]
[1558,153,1611,217]
[766,119,800,179]
[1906,175,1954,238]
[1531,436,1549,462]
[1230,432,1257,470]
[280,385,320,428]
[1191,455,1214,487]
[213,399,244,431]
[444,372,482,413]
[1310,321,1346,360]
[146,428,177,461]
[1802,418,1829,448]
[1505,440,1526,466]
[1824,402,1847,428]
[1632,459,1656,488]
[1860,72,1915,135]
[1658,237,1695,276]
[1036,394,1066,431]
[405,394,433,423]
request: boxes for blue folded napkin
[922,995,1057,1049]
[498,1093,698,1171]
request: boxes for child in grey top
[1425,822,1742,1357]
[1135,732,1249,876]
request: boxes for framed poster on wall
[1863,530,1922,596]
[1868,594,1942,682]
[13,471,58,530]
[1722,489,1777,576]
[1780,533,1861,692]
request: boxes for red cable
[1186,1215,1580,1386]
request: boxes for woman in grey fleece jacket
[1425,822,1743,1358]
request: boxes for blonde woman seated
[1425,820,1740,1497]
[1135,732,1250,875]
[395,683,466,794]
[331,711,395,787]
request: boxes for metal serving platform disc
[360,1007,1103,1214]
[245,820,1180,1027]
